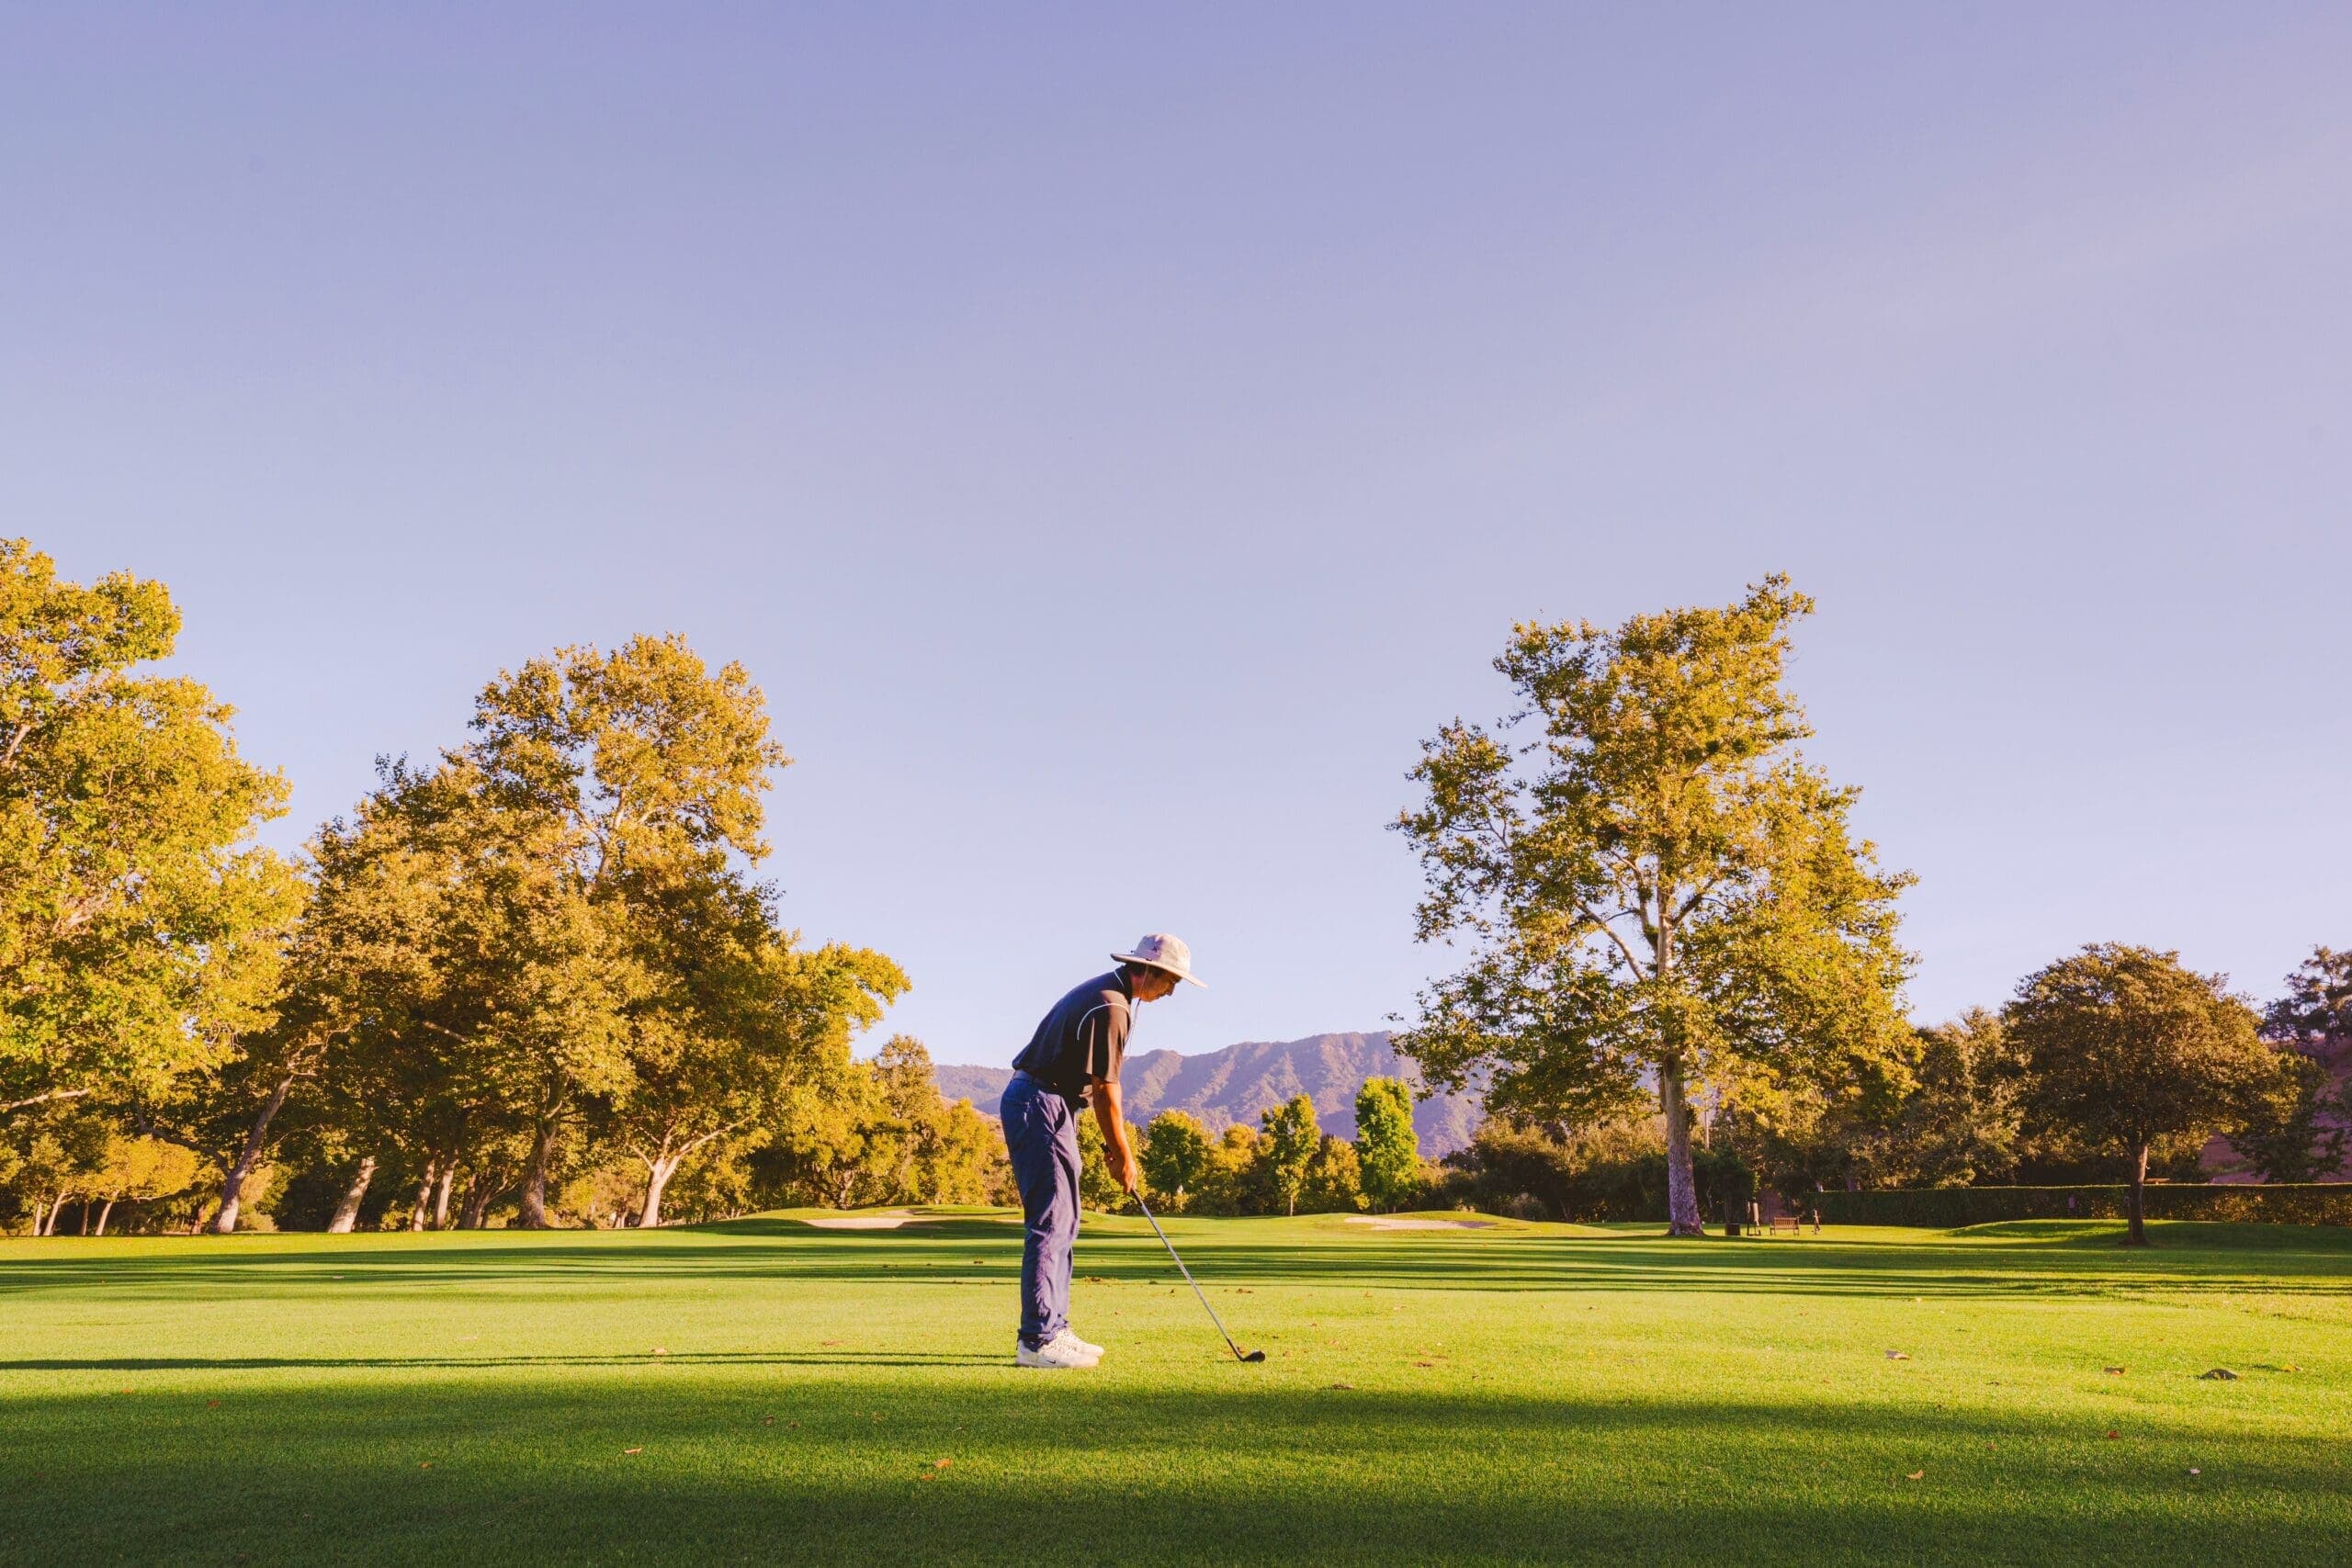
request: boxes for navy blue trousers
[1001,1072,1081,1348]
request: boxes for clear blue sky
[8,5,2347,1065]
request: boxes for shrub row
[1811,1183,2352,1228]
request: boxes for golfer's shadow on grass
[0,1350,1003,1372]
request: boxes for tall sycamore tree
[1396,577,1915,1235]
[463,633,903,1225]
[461,635,788,1225]
[1,539,301,1124]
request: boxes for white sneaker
[1016,1329,1101,1370]
[1068,1330,1105,1360]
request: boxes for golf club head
[1241,1349,1266,1362]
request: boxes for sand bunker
[1344,1216,1495,1230]
[801,1212,916,1230]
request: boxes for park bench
[1770,1215,1804,1235]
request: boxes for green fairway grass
[4,1213,2346,1566]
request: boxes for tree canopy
[1140,1110,1214,1212]
[1261,1094,1319,1217]
[2006,944,2277,1244]
[1,539,301,1124]
[1353,1077,1421,1212]
[1395,577,1915,1235]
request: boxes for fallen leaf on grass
[2199,1369,2239,1381]
[820,1340,842,1348]
[1905,1471,1924,1482]
[207,1400,220,1408]
[1329,1382,1355,1391]
[2103,1367,2126,1375]
[1415,1361,1435,1369]
[1885,1351,1910,1361]
[762,1417,775,1427]
[623,1448,643,1456]
[419,1462,433,1470]
[2188,1468,2201,1476]
[650,1348,667,1357]
[2105,1430,2120,1440]
[931,1458,953,1470]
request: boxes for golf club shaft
[1134,1193,1249,1360]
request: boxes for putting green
[4,1213,2347,1565]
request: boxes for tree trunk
[516,1122,557,1229]
[42,1198,65,1236]
[29,1198,46,1236]
[94,1197,116,1236]
[327,1156,377,1234]
[637,1156,683,1228]
[78,1200,91,1235]
[1659,1055,1704,1236]
[210,1076,296,1235]
[2126,1142,2150,1247]
[459,1170,503,1230]
[431,1163,456,1229]
[408,1162,436,1232]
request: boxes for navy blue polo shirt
[1012,969,1134,1103]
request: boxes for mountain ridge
[932,1031,1481,1156]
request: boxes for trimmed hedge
[1810,1183,2352,1228]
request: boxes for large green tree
[1396,578,1915,1235]
[1,539,301,1123]
[1732,1009,2027,1196]
[2007,944,2277,1245]
[1139,1110,1214,1212]
[2234,946,2352,1182]
[461,634,794,1224]
[1353,1077,1422,1212]
[291,759,633,1232]
[1261,1094,1319,1217]
[863,1038,1000,1206]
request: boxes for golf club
[1135,1191,1265,1363]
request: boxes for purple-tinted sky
[7,4,2347,1065]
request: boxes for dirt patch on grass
[1344,1216,1495,1231]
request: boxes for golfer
[1001,932,1204,1369]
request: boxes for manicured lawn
[3,1212,2347,1565]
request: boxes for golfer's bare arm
[1091,1076,1140,1191]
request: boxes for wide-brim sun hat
[1112,931,1207,987]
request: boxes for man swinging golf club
[1001,932,1204,1369]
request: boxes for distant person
[1001,933,1204,1369]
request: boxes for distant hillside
[933,1031,1482,1157]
